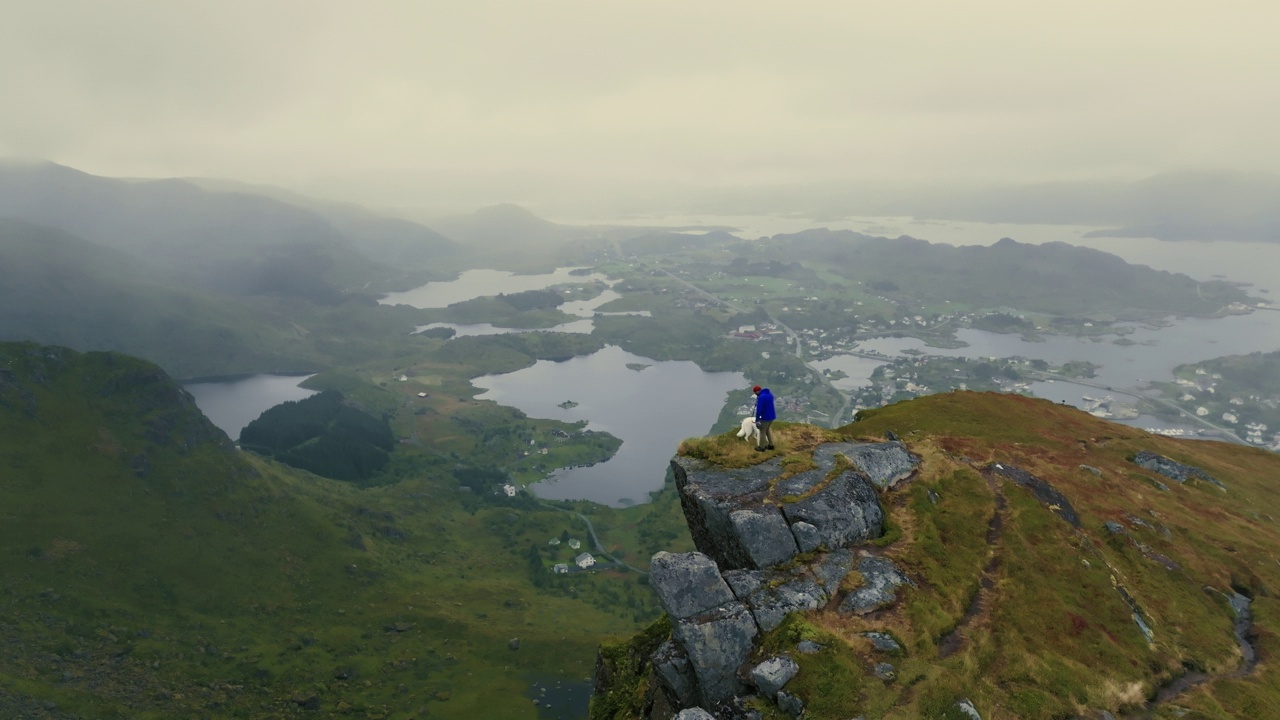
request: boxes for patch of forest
[239,390,395,483]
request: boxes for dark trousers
[757,420,774,448]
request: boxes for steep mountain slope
[0,343,673,718]
[184,176,462,272]
[594,392,1280,719]
[0,218,316,377]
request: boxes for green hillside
[0,343,690,719]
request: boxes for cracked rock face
[650,552,737,620]
[650,443,913,715]
[780,472,883,548]
[652,640,697,709]
[671,442,895,571]
[673,600,759,707]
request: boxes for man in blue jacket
[752,385,776,452]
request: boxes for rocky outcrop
[988,462,1081,527]
[671,439,915,571]
[672,600,758,707]
[640,441,921,714]
[1133,451,1226,490]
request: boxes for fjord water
[473,345,745,507]
[184,374,317,439]
[379,267,608,308]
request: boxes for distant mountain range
[884,170,1280,243]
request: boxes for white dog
[736,416,762,445]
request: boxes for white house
[1196,407,1210,416]
[567,539,581,549]
[417,392,428,398]
[549,538,561,546]
[553,564,569,574]
[502,484,517,497]
[575,552,596,569]
[1223,412,1239,424]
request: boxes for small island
[558,399,579,409]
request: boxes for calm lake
[184,374,317,439]
[473,345,744,507]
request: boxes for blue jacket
[754,389,776,422]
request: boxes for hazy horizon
[5,2,1280,217]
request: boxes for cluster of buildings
[1176,367,1280,448]
[549,535,596,574]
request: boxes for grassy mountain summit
[594,392,1280,719]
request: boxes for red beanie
[752,386,762,393]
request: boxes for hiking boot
[767,445,775,450]
[755,447,766,452]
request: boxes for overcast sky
[4,1,1279,215]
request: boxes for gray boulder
[776,690,805,717]
[956,698,982,719]
[818,441,920,489]
[861,631,902,654]
[839,556,915,615]
[674,601,759,707]
[781,471,883,548]
[674,709,716,720]
[649,552,735,620]
[730,507,800,568]
[874,662,896,680]
[790,521,821,552]
[750,655,799,696]
[796,640,822,654]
